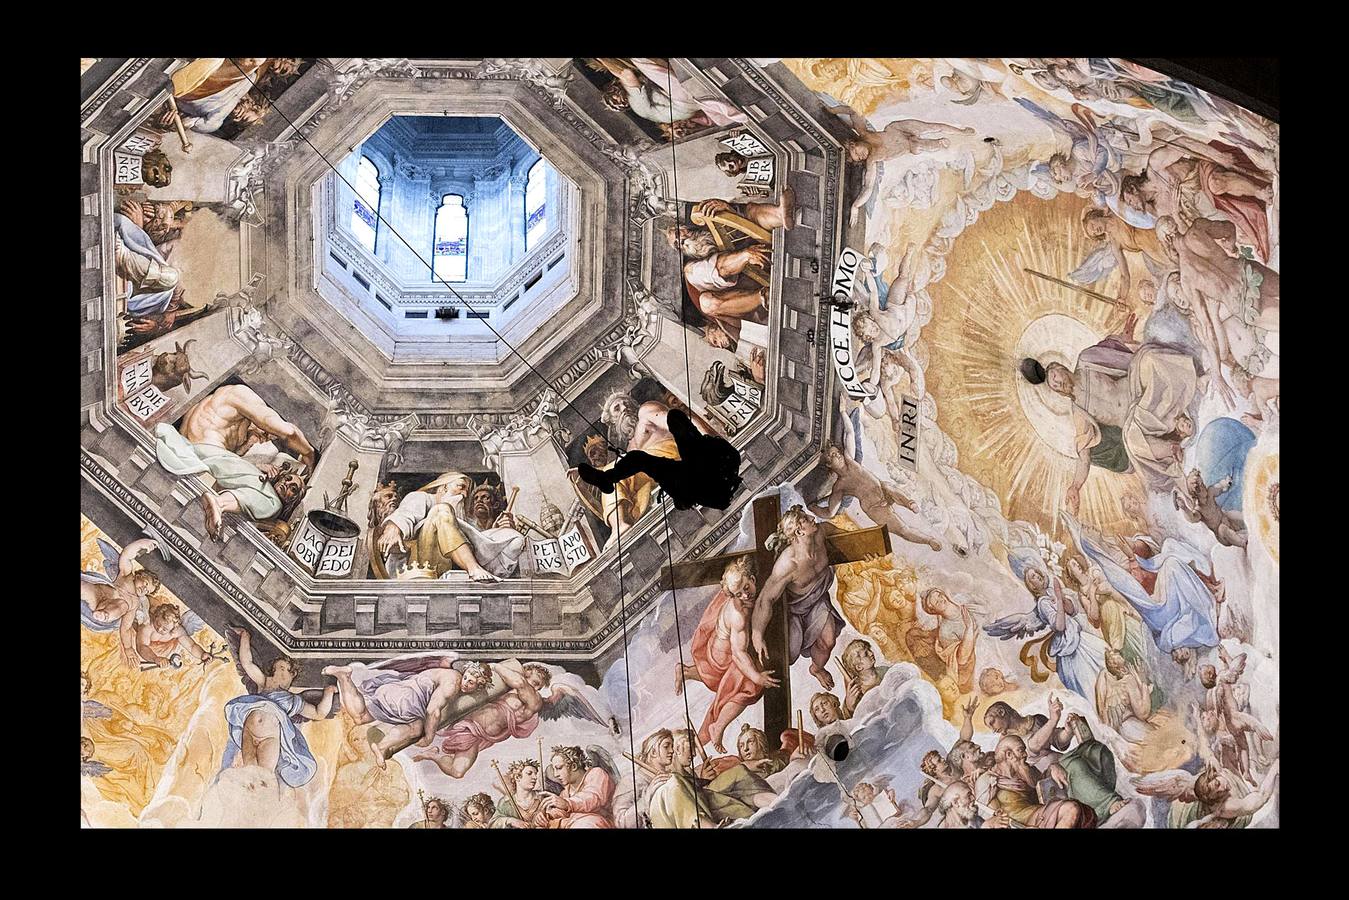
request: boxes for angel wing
[540,682,614,731]
[869,773,896,793]
[1014,97,1086,140]
[1131,769,1197,803]
[81,760,113,778]
[95,538,122,582]
[983,605,1049,641]
[180,607,207,637]
[82,699,113,720]
[371,654,457,675]
[1068,243,1120,286]
[586,744,621,783]
[1141,252,1171,280]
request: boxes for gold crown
[395,561,439,581]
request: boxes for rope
[661,62,704,829]
[222,59,628,459]
[610,495,643,825]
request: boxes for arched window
[433,193,469,283]
[524,160,548,252]
[351,155,381,253]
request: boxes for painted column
[508,173,528,264]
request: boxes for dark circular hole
[824,734,851,762]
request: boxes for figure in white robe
[154,423,287,521]
[382,488,524,579]
[168,57,269,135]
[593,58,746,129]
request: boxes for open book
[530,525,594,576]
[858,791,900,827]
[118,354,171,421]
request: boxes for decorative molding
[81,58,158,124]
[480,58,575,102]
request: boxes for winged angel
[323,655,620,779]
[1132,758,1279,829]
[983,548,1110,702]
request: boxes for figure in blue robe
[1193,417,1257,513]
[1064,513,1219,655]
[220,691,319,789]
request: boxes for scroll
[706,375,764,436]
[828,246,872,400]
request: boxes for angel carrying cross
[323,656,619,779]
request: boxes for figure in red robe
[675,557,779,753]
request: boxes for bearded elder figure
[375,473,524,582]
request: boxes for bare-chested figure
[677,557,779,753]
[224,627,335,790]
[1161,217,1279,412]
[1175,469,1248,548]
[323,659,490,768]
[134,603,211,669]
[154,384,316,540]
[751,506,844,690]
[80,537,162,669]
[842,112,978,225]
[411,662,550,779]
[817,445,943,551]
[582,393,729,531]
[1200,650,1272,787]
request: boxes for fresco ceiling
[80,57,1279,829]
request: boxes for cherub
[133,603,212,670]
[80,536,167,669]
[844,776,909,827]
[222,626,336,792]
[978,668,1018,696]
[1200,649,1273,786]
[1175,469,1248,548]
[817,443,944,551]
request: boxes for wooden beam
[753,496,791,744]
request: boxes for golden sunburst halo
[923,191,1145,540]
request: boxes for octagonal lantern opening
[323,114,577,346]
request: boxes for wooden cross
[660,495,892,745]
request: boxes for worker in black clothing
[576,409,743,510]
